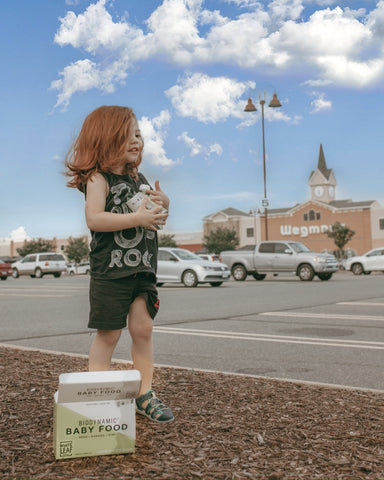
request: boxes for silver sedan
[157,247,231,287]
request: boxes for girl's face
[124,119,143,166]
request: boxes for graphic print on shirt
[108,182,155,270]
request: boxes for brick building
[203,145,384,255]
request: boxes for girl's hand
[135,198,169,230]
[146,180,170,211]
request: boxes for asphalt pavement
[1,271,383,391]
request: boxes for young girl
[65,105,174,423]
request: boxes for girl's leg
[89,329,122,371]
[128,296,154,395]
[129,295,174,422]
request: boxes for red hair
[65,105,142,191]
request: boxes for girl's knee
[129,318,153,341]
[97,329,122,346]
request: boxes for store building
[203,145,384,255]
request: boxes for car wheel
[12,269,19,278]
[232,264,247,281]
[35,268,43,278]
[209,282,223,287]
[69,271,75,276]
[351,263,363,275]
[1,276,7,281]
[182,270,198,287]
[297,264,314,281]
[54,272,61,278]
[317,273,333,281]
[252,273,266,281]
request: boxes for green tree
[203,227,239,254]
[17,238,54,257]
[64,237,90,264]
[327,222,355,259]
[158,234,178,247]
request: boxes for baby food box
[126,185,167,230]
[53,370,141,459]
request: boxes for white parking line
[0,293,72,298]
[259,311,384,322]
[154,326,384,350]
[337,302,384,307]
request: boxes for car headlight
[201,266,215,271]
[313,257,327,263]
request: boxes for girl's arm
[85,173,168,232]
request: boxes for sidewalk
[1,344,383,480]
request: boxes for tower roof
[317,144,332,180]
[308,144,334,183]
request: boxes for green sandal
[136,390,174,423]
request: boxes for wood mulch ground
[1,345,383,480]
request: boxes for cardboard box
[53,370,141,459]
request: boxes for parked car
[67,261,90,276]
[198,253,220,262]
[0,258,13,280]
[220,241,338,281]
[12,252,67,278]
[344,247,384,275]
[157,247,231,287]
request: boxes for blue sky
[1,0,383,242]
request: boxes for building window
[316,212,321,220]
[380,219,384,230]
[304,214,308,221]
[246,228,254,237]
[309,210,315,221]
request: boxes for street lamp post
[244,93,282,241]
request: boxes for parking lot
[1,271,383,391]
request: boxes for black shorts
[88,272,159,330]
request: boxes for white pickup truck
[220,241,338,281]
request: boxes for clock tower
[308,144,337,203]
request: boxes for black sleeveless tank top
[88,172,158,279]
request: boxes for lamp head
[269,93,282,108]
[244,98,257,112]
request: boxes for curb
[2,342,384,395]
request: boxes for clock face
[314,186,324,197]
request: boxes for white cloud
[50,58,128,109]
[51,0,384,106]
[178,132,203,156]
[268,0,304,24]
[309,91,332,113]
[139,111,177,167]
[178,131,223,158]
[315,55,384,88]
[209,143,223,156]
[166,72,255,123]
[54,0,131,54]
[10,227,30,242]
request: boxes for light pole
[244,92,282,240]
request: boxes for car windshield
[288,242,311,253]
[172,249,201,261]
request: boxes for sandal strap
[136,390,170,420]
[136,390,156,408]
